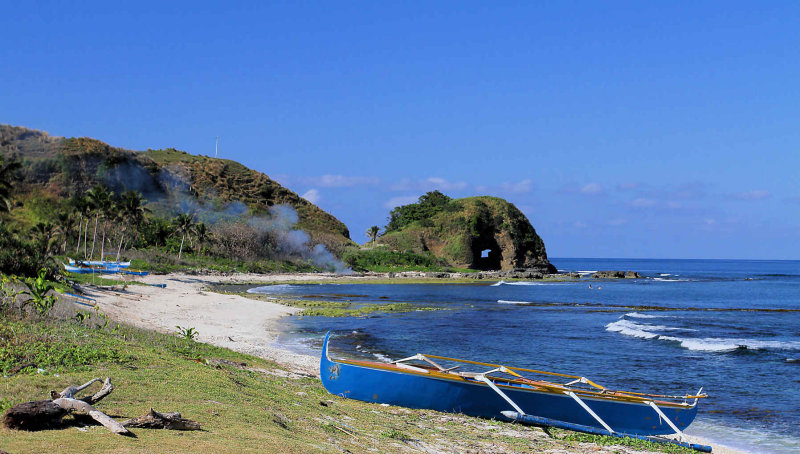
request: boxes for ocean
[247,258,800,453]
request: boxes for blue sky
[2,2,799,259]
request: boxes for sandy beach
[80,272,746,454]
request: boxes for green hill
[0,125,353,254]
[375,191,556,272]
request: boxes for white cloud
[607,218,627,226]
[731,190,771,201]
[391,177,468,192]
[579,183,604,195]
[384,195,419,209]
[302,174,380,188]
[500,179,533,194]
[301,189,320,204]
[630,198,657,208]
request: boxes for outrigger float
[320,332,711,452]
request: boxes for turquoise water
[249,258,800,453]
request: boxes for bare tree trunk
[83,219,89,259]
[100,220,106,262]
[76,218,82,255]
[116,231,125,262]
[178,234,185,260]
[90,215,98,260]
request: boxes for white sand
[82,272,749,454]
[84,272,335,376]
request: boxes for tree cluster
[385,190,455,233]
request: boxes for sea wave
[624,311,669,319]
[659,336,800,352]
[497,300,534,305]
[652,277,690,282]
[490,280,505,286]
[605,319,689,339]
[607,319,800,352]
[500,281,563,286]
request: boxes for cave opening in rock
[472,239,502,270]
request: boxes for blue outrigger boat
[64,263,122,274]
[320,332,711,452]
[68,259,131,268]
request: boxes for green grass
[241,294,441,317]
[0,312,694,454]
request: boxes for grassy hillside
[0,125,352,254]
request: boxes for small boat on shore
[320,332,710,451]
[64,263,121,274]
[68,259,131,268]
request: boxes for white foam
[497,300,533,305]
[652,277,690,282]
[606,319,660,339]
[577,270,597,275]
[606,319,694,340]
[624,311,666,319]
[608,319,800,352]
[502,281,562,286]
[372,352,392,362]
[247,284,296,294]
[659,273,673,276]
[659,336,800,352]
[490,280,505,286]
[688,419,800,454]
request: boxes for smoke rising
[104,160,351,273]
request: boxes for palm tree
[172,213,196,260]
[55,211,77,253]
[114,191,149,261]
[366,225,380,246]
[86,185,111,260]
[70,195,90,255]
[193,222,210,255]
[30,222,58,260]
[0,155,22,213]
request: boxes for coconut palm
[0,155,21,213]
[366,225,380,246]
[70,195,90,255]
[30,222,58,260]
[172,213,196,260]
[86,185,112,260]
[193,222,210,255]
[114,191,149,260]
[55,211,77,253]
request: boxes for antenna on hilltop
[215,136,219,158]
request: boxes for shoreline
[85,271,747,454]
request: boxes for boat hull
[64,264,120,274]
[320,333,698,436]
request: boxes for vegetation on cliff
[0,125,354,276]
[374,191,555,272]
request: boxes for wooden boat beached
[64,263,121,274]
[68,259,131,268]
[320,332,711,452]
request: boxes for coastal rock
[379,194,557,272]
[591,270,641,279]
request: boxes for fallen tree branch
[122,408,201,431]
[4,378,197,436]
[4,377,128,435]
[51,397,130,435]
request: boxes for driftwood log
[3,377,201,436]
[3,378,130,435]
